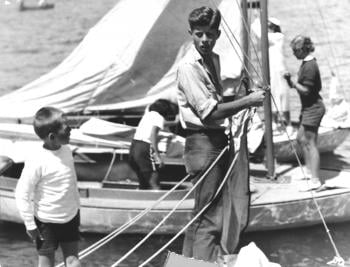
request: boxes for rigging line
[221,13,263,85]
[233,0,264,73]
[61,146,227,267]
[218,15,255,83]
[210,0,263,84]
[54,174,191,267]
[110,146,229,267]
[269,93,344,263]
[139,113,250,266]
[230,0,266,83]
[313,0,348,102]
[305,3,333,73]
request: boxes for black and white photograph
[1,0,350,266]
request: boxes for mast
[260,0,275,178]
[242,0,249,86]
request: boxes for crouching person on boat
[176,6,265,263]
[129,99,179,190]
[15,107,81,267]
[284,35,326,191]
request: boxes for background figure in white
[252,17,292,132]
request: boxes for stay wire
[210,0,264,85]
[233,0,264,75]
[313,0,348,102]
[110,146,229,267]
[269,92,344,264]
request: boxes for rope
[233,0,264,74]
[54,173,191,267]
[313,0,347,101]
[139,145,241,267]
[139,110,254,266]
[109,146,229,267]
[211,0,264,85]
[269,92,345,266]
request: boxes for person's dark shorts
[300,99,326,128]
[129,139,156,173]
[34,211,80,255]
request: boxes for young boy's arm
[15,160,43,240]
[150,126,164,168]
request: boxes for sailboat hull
[2,166,350,234]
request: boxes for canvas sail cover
[0,0,243,121]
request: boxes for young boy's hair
[149,99,178,118]
[188,6,221,31]
[290,35,315,53]
[33,106,64,139]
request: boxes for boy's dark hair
[188,6,221,31]
[33,106,64,139]
[149,99,178,118]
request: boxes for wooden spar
[260,0,275,178]
[241,0,250,91]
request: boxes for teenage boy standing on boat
[15,107,81,267]
[176,6,265,262]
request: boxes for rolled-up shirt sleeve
[177,63,218,121]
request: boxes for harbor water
[1,0,350,266]
[1,219,350,266]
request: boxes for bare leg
[303,127,321,181]
[38,254,55,267]
[297,125,321,181]
[297,126,311,176]
[61,241,81,267]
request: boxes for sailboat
[1,0,350,235]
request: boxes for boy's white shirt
[133,110,164,143]
[15,145,80,230]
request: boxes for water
[1,220,350,267]
[1,0,350,266]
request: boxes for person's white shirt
[15,144,80,230]
[133,110,164,143]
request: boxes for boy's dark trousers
[181,131,233,262]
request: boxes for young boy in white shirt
[15,106,81,267]
[129,99,178,190]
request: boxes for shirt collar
[303,54,314,61]
[189,44,217,63]
[190,45,202,62]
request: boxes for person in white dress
[252,17,292,132]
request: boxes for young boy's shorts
[34,211,80,255]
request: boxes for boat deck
[248,163,350,231]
